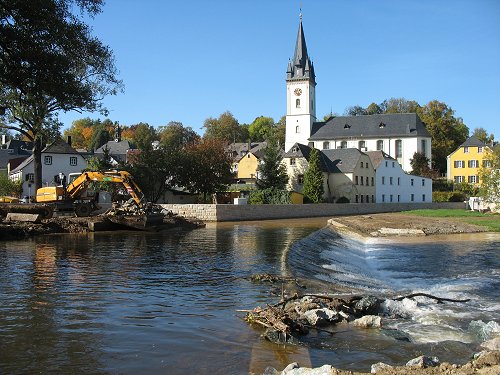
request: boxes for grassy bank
[404,209,500,232]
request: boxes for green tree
[417,100,469,174]
[302,148,324,203]
[0,0,122,191]
[248,116,274,142]
[181,139,233,202]
[89,120,112,151]
[0,173,22,196]
[380,97,420,114]
[478,145,500,208]
[344,105,367,116]
[256,136,288,190]
[275,115,286,148]
[131,123,157,151]
[203,111,240,143]
[472,127,494,144]
[410,152,432,177]
[158,121,199,149]
[366,102,382,115]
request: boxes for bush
[248,188,291,204]
[432,191,467,202]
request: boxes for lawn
[404,209,500,232]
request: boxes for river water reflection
[0,219,498,374]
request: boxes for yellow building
[447,136,491,186]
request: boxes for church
[284,17,432,173]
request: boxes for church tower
[285,14,316,152]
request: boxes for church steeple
[288,17,315,83]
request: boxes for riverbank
[0,215,205,240]
[327,211,498,238]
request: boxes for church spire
[287,12,315,83]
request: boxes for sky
[58,0,500,138]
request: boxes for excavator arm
[66,171,145,207]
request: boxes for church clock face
[294,88,302,96]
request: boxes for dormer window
[344,123,350,129]
[379,122,385,128]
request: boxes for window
[296,98,301,108]
[366,176,369,185]
[389,177,393,185]
[247,154,251,158]
[411,178,414,186]
[382,194,385,202]
[360,176,364,185]
[361,195,364,203]
[397,195,400,202]
[411,194,414,202]
[290,158,296,165]
[323,141,330,150]
[397,177,400,185]
[70,156,77,166]
[355,176,359,185]
[371,177,374,186]
[26,173,34,183]
[390,195,393,203]
[358,140,366,150]
[395,140,402,158]
[382,176,385,185]
[385,161,388,167]
[421,139,427,154]
[468,160,479,168]
[44,155,52,165]
[366,195,369,203]
[422,194,426,202]
[454,176,464,183]
[298,174,305,184]
[464,146,469,153]
[392,162,395,168]
[295,126,300,133]
[468,175,478,184]
[371,195,374,203]
[376,140,384,151]
[482,160,492,168]
[422,179,425,186]
[360,162,364,168]
[340,141,347,149]
[478,147,483,153]
[355,195,359,203]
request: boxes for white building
[9,139,88,199]
[366,151,432,203]
[284,18,432,173]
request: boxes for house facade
[283,143,376,203]
[446,136,491,186]
[9,139,88,199]
[284,18,431,173]
[367,151,432,203]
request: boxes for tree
[380,97,420,114]
[89,120,112,151]
[131,123,157,151]
[409,152,438,178]
[181,139,233,202]
[366,102,382,115]
[302,148,324,203]
[472,127,494,144]
[478,145,500,208]
[417,100,469,174]
[275,115,286,148]
[158,121,199,149]
[256,136,288,190]
[0,0,122,191]
[0,172,22,196]
[344,105,367,116]
[248,116,274,142]
[203,111,240,143]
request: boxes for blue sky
[58,0,500,137]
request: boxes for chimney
[67,135,72,146]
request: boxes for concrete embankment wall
[160,202,464,222]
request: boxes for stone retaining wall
[161,202,464,222]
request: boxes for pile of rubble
[103,199,167,217]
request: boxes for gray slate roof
[42,139,79,154]
[95,140,132,155]
[309,113,430,140]
[459,135,485,148]
[284,143,363,173]
[365,150,395,169]
[286,20,315,83]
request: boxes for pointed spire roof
[287,15,316,83]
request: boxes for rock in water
[352,315,381,328]
[303,308,339,326]
[281,364,335,375]
[406,355,440,368]
[354,295,380,315]
[481,337,500,351]
[370,362,393,373]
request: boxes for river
[0,218,498,374]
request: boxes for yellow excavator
[1,170,145,219]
